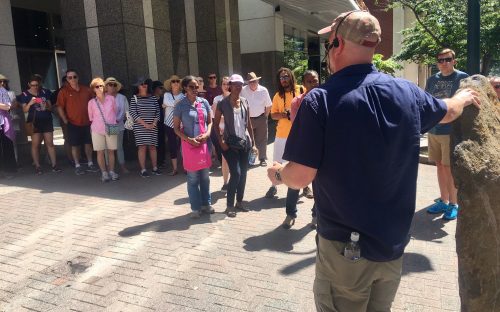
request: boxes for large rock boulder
[451,75,500,312]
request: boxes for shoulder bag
[225,99,250,151]
[95,98,119,135]
[124,96,136,130]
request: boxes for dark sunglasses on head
[437,57,453,64]
[279,75,290,81]
[94,85,104,89]
[107,83,117,87]
[208,76,217,79]
[67,75,78,80]
[171,80,180,83]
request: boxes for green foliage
[385,0,500,74]
[283,36,308,83]
[372,54,403,76]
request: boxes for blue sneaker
[427,199,448,214]
[443,204,459,220]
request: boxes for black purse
[226,134,247,150]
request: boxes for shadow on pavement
[0,162,186,202]
[243,225,314,253]
[279,256,316,275]
[118,213,227,237]
[402,252,433,276]
[246,197,287,211]
[410,204,449,242]
[173,191,226,206]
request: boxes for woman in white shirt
[212,76,230,191]
[162,75,185,175]
[104,77,129,174]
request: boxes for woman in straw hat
[162,75,184,175]
[105,77,129,173]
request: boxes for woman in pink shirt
[88,77,119,182]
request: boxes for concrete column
[62,0,173,91]
[238,0,283,92]
[0,0,21,93]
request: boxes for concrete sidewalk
[0,145,458,311]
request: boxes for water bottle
[343,232,361,260]
[248,149,257,165]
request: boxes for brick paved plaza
[0,144,460,312]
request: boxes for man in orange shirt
[57,69,98,175]
[265,68,312,204]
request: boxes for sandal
[168,170,178,176]
[35,166,43,175]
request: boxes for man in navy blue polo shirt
[267,11,480,312]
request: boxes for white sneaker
[109,171,119,181]
[101,172,110,183]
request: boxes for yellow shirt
[271,85,304,138]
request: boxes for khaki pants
[314,235,402,312]
[250,114,268,160]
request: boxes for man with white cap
[241,72,272,166]
[267,10,480,311]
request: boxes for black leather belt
[250,113,264,118]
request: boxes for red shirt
[57,84,93,126]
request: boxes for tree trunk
[480,53,492,76]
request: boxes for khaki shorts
[91,132,118,151]
[428,134,451,166]
[314,235,402,312]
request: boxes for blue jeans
[186,168,211,211]
[286,188,317,218]
[222,148,249,208]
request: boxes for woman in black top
[20,75,61,174]
[213,74,257,217]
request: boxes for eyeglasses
[107,83,117,87]
[94,85,104,89]
[139,83,148,87]
[324,41,334,51]
[437,57,453,64]
[208,76,217,79]
[279,75,290,81]
[171,80,180,83]
[30,84,40,87]
[67,75,78,80]
[187,85,198,90]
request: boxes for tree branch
[395,0,446,47]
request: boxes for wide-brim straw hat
[246,72,261,82]
[0,74,9,81]
[104,77,122,91]
[164,75,181,91]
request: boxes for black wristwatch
[275,168,282,182]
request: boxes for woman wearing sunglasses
[88,77,118,182]
[19,74,61,174]
[173,76,213,218]
[162,75,184,175]
[130,78,161,178]
[104,77,129,174]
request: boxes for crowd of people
[1,9,499,311]
[0,67,322,224]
